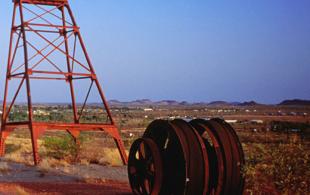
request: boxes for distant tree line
[270,121,310,138]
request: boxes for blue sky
[0,0,309,104]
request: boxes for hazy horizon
[2,98,309,105]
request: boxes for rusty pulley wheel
[211,118,245,195]
[202,119,235,195]
[129,119,245,195]
[128,138,163,195]
[171,119,210,195]
[143,120,188,194]
[190,119,226,195]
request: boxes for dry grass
[14,186,30,195]
[81,177,107,184]
[3,134,127,168]
[0,162,10,173]
[38,158,70,173]
[100,148,128,166]
[79,144,127,166]
[4,137,34,165]
[242,132,310,194]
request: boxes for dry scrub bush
[0,162,10,173]
[268,143,310,194]
[4,137,34,165]
[79,144,124,166]
[99,148,125,166]
[42,134,125,166]
[14,186,29,195]
[38,158,70,173]
[244,142,310,194]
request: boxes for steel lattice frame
[0,0,127,165]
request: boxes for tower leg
[114,137,128,165]
[100,127,128,165]
[67,130,81,160]
[67,130,80,145]
[102,126,128,165]
[30,126,46,165]
[0,130,12,157]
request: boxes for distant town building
[225,119,238,124]
[251,119,264,124]
[33,110,50,116]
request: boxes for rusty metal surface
[129,119,245,195]
[15,0,68,6]
[143,120,188,194]
[190,119,225,195]
[211,118,245,195]
[128,138,163,195]
[0,0,127,165]
[171,119,209,195]
[201,119,235,194]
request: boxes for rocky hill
[279,99,310,106]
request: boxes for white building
[225,119,238,124]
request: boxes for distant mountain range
[278,99,310,106]
[3,99,309,107]
[107,99,310,107]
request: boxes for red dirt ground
[0,181,132,195]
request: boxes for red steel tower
[0,0,127,165]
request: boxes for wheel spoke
[128,137,163,195]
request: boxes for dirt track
[0,181,132,194]
[0,160,132,194]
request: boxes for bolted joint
[73,26,79,34]
[59,28,67,36]
[7,73,12,80]
[91,74,97,80]
[65,74,73,82]
[12,26,18,32]
[27,69,33,75]
[23,22,29,27]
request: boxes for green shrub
[42,135,80,162]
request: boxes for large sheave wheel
[128,138,163,195]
